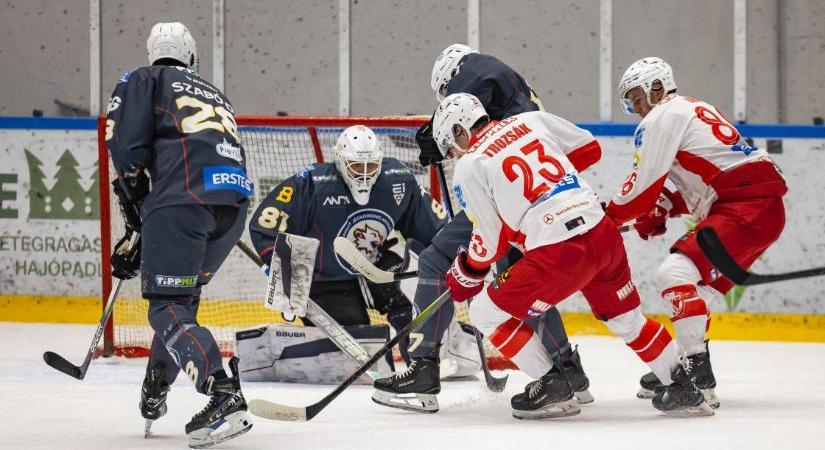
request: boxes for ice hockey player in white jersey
[434,93,714,419]
[606,57,787,407]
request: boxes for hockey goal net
[98,115,511,368]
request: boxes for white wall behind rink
[0,128,822,314]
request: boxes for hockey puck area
[6,323,825,450]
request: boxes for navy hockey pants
[409,210,573,363]
[142,203,247,393]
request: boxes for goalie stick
[43,232,139,380]
[697,227,825,285]
[234,240,380,380]
[248,290,453,421]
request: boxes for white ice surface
[3,323,825,450]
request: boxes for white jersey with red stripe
[451,111,604,268]
[608,94,773,224]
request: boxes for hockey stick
[333,237,417,283]
[434,162,509,392]
[248,290,453,421]
[43,232,139,380]
[697,227,825,285]
[235,240,380,380]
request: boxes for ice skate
[185,357,252,448]
[637,371,664,399]
[562,347,594,404]
[653,362,714,417]
[511,365,581,420]
[372,357,441,413]
[140,365,170,438]
[685,344,719,409]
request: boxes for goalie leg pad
[235,323,392,384]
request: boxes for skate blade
[701,388,720,409]
[512,398,581,420]
[574,389,595,405]
[662,401,715,418]
[144,419,154,438]
[637,387,656,399]
[371,390,439,414]
[188,411,253,449]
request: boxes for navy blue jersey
[249,158,447,282]
[105,65,251,216]
[447,53,543,119]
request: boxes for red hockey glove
[633,188,686,240]
[633,207,668,240]
[446,250,490,302]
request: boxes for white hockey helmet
[334,125,384,205]
[432,93,489,158]
[431,44,479,101]
[618,57,677,114]
[147,22,199,72]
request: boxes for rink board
[1,118,824,342]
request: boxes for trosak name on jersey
[203,165,254,197]
[481,122,533,158]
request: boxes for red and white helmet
[147,22,199,72]
[431,44,478,101]
[334,125,384,205]
[618,57,677,114]
[432,93,489,158]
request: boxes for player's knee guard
[605,307,678,384]
[469,289,551,378]
[655,253,710,355]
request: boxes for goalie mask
[431,44,479,102]
[147,22,199,72]
[334,125,384,205]
[618,57,676,115]
[432,93,489,158]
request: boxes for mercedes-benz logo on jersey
[335,209,395,275]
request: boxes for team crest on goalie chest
[335,209,395,275]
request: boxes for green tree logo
[25,148,99,220]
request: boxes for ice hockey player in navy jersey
[249,125,447,362]
[105,22,252,447]
[373,44,599,413]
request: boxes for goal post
[98,115,510,368]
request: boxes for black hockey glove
[416,116,444,167]
[367,238,407,314]
[111,170,149,232]
[111,231,141,280]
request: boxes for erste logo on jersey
[203,165,254,196]
[335,209,395,274]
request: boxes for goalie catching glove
[446,249,489,302]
